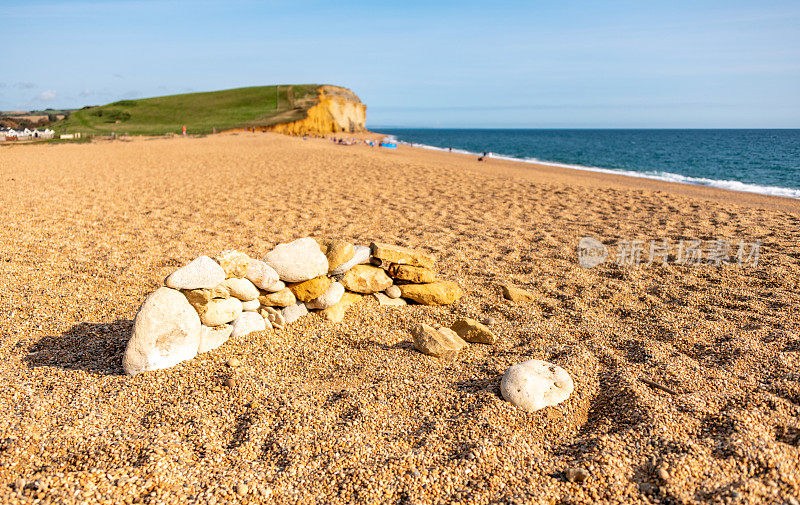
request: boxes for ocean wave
[382,136,800,199]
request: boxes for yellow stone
[501,284,536,302]
[288,275,332,302]
[412,324,467,359]
[451,318,496,344]
[214,250,250,278]
[398,281,462,305]
[258,288,296,307]
[321,292,361,322]
[316,238,355,273]
[182,285,230,308]
[340,265,393,294]
[370,242,436,269]
[388,263,437,284]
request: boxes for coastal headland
[0,132,798,503]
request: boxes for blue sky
[2,0,799,127]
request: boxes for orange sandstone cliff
[268,85,367,135]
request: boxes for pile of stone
[120,236,575,416]
[122,238,463,375]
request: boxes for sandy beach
[1,132,798,504]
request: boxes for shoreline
[357,133,799,213]
[373,130,800,202]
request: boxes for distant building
[0,127,55,141]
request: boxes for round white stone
[500,359,574,412]
[198,324,233,353]
[245,259,280,290]
[230,311,267,339]
[385,285,401,299]
[165,255,226,290]
[199,297,243,326]
[221,277,260,301]
[241,299,260,311]
[122,287,202,375]
[281,301,309,324]
[263,237,329,283]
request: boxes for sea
[375,129,800,199]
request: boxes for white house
[0,128,55,141]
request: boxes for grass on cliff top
[52,85,321,136]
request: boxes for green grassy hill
[52,85,320,136]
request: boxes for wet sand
[1,132,798,504]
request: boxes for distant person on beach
[477,156,484,162]
[182,125,187,136]
[449,147,452,152]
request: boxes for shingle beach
[1,133,798,504]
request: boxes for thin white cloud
[80,89,91,97]
[38,90,57,101]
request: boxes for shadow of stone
[24,319,132,376]
[454,375,502,396]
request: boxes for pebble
[183,285,231,306]
[258,287,296,308]
[501,284,536,303]
[281,301,309,324]
[220,277,260,301]
[259,306,286,329]
[199,297,243,326]
[122,287,201,375]
[165,255,226,290]
[500,359,574,412]
[412,323,467,360]
[235,483,248,496]
[214,250,250,278]
[451,318,497,344]
[373,292,407,306]
[398,281,463,305]
[385,285,401,299]
[230,311,267,339]
[387,263,437,283]
[245,258,280,290]
[320,292,361,322]
[482,316,495,326]
[371,242,436,269]
[226,357,242,367]
[657,468,670,480]
[288,275,332,302]
[330,244,371,275]
[263,279,285,292]
[263,237,329,282]
[316,238,355,272]
[410,468,421,479]
[241,298,260,311]
[340,265,393,294]
[197,324,234,353]
[566,467,589,483]
[224,377,236,388]
[306,281,345,309]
